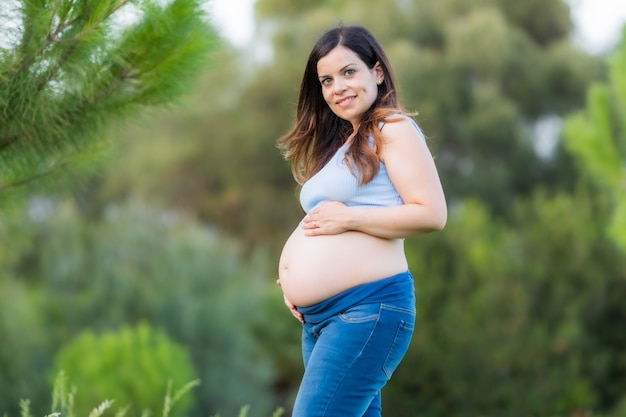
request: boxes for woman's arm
[301,118,447,239]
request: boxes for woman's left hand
[276,279,304,323]
[301,201,350,236]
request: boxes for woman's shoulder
[379,114,426,144]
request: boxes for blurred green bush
[53,322,196,417]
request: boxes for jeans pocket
[339,303,380,323]
[382,318,415,379]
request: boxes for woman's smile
[336,96,356,107]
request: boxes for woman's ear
[374,62,384,85]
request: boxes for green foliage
[496,0,571,45]
[53,323,197,417]
[563,28,626,252]
[0,279,48,413]
[385,188,626,417]
[0,0,217,208]
[0,200,276,417]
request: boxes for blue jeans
[293,299,415,416]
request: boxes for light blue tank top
[299,117,425,213]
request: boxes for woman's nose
[333,78,347,93]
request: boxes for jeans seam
[338,313,379,323]
[382,320,413,379]
[338,303,382,323]
[380,303,416,316]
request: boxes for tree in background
[0,0,216,210]
[564,28,626,253]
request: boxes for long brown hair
[277,25,408,186]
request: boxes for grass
[9,372,284,417]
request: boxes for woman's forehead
[317,46,363,73]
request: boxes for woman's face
[316,46,383,128]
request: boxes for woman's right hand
[277,278,305,323]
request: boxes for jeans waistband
[299,270,414,324]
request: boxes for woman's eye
[345,69,355,76]
[321,78,332,85]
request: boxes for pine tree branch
[0,160,70,191]
[10,21,60,87]
[47,0,63,38]
[14,46,41,77]
[2,63,134,155]
[1,0,216,201]
[37,2,132,92]
[12,0,131,84]
[53,0,132,44]
[36,43,79,92]
[135,39,196,79]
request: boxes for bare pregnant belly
[278,224,408,307]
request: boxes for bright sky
[208,0,626,54]
[568,0,626,53]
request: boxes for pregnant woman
[276,25,447,417]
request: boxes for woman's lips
[336,96,356,107]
